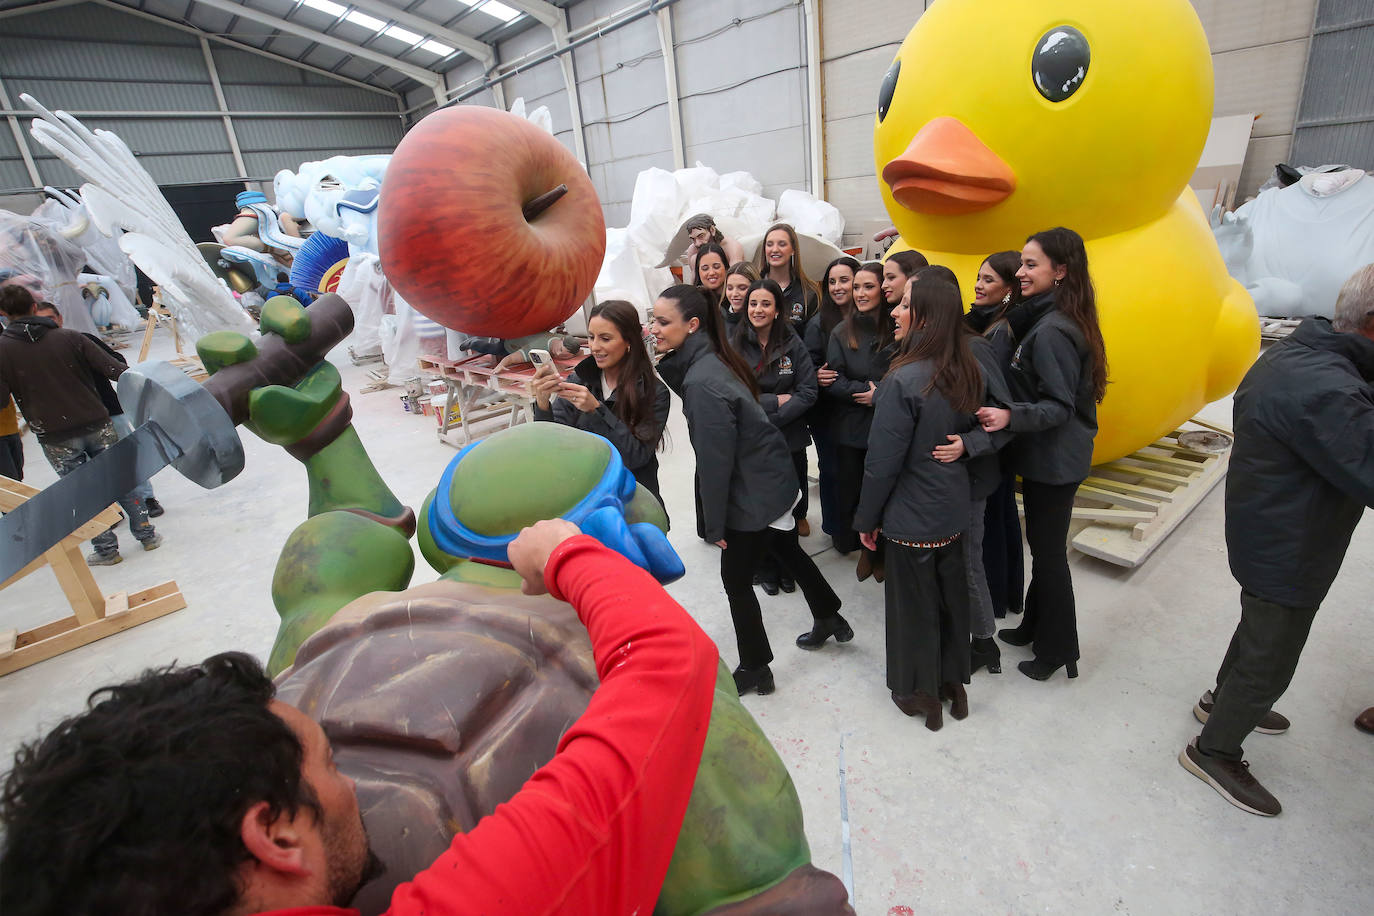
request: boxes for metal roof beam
[182,0,443,90]
[346,0,497,66]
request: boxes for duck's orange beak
[882,117,1016,216]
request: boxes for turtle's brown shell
[275,579,598,914]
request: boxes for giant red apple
[379,105,606,338]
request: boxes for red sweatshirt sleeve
[384,536,719,916]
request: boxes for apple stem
[522,184,568,222]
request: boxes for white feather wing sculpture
[22,94,255,340]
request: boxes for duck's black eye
[877,59,900,122]
[1032,26,1090,102]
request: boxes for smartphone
[528,348,552,367]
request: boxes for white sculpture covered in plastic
[21,94,254,340]
[1211,168,1374,319]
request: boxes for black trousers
[0,432,22,481]
[981,472,1024,615]
[1020,479,1081,665]
[721,525,843,669]
[757,448,811,586]
[1199,590,1319,760]
[884,538,971,696]
[811,424,840,535]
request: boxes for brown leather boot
[1357,707,1374,735]
[796,518,810,538]
[856,552,873,582]
[940,682,969,720]
[891,690,943,730]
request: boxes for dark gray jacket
[962,335,1015,500]
[1003,293,1098,484]
[826,314,893,449]
[733,322,817,452]
[533,355,670,499]
[1226,318,1374,607]
[0,317,123,442]
[854,358,980,542]
[656,332,798,542]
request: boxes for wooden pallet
[0,476,187,677]
[1259,318,1301,341]
[418,352,581,446]
[1060,421,1233,568]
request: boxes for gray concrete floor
[2,326,1370,914]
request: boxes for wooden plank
[104,591,130,617]
[1129,449,1210,472]
[0,629,15,653]
[1080,476,1176,503]
[14,615,79,649]
[1103,460,1196,486]
[0,583,186,677]
[46,543,105,625]
[1070,507,1156,524]
[1076,483,1167,512]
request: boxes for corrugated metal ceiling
[0,0,574,95]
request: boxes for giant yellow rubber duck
[873,0,1258,464]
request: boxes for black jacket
[854,358,980,541]
[1225,318,1374,607]
[0,317,123,442]
[825,313,892,448]
[1003,292,1098,484]
[81,332,128,418]
[962,335,1016,500]
[733,322,817,452]
[779,279,818,333]
[533,355,670,500]
[656,332,798,542]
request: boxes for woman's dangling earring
[1054,277,1062,287]
[1001,291,1012,306]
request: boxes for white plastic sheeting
[0,208,96,334]
[601,162,846,313]
[1213,169,1374,318]
[32,188,137,306]
[79,272,141,330]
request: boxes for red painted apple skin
[379,105,606,338]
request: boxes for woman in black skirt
[977,228,1107,682]
[856,277,984,730]
[653,285,851,696]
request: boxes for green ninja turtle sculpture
[197,296,851,916]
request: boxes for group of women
[533,219,1108,731]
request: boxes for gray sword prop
[0,293,353,583]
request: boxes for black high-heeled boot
[970,636,1002,674]
[733,665,776,696]
[1017,657,1079,681]
[892,690,943,731]
[998,624,1033,646]
[939,682,969,720]
[796,614,854,650]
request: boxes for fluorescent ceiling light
[382,25,423,44]
[418,39,457,56]
[344,10,387,31]
[299,0,346,16]
[453,0,522,24]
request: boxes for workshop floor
[1,325,1370,914]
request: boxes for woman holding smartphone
[532,300,671,505]
[653,284,851,696]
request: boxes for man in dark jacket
[1180,264,1374,817]
[0,285,160,565]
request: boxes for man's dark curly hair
[0,652,322,916]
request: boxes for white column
[656,6,685,170]
[200,37,249,180]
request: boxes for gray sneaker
[1194,689,1290,734]
[140,534,163,552]
[86,551,123,567]
[1179,738,1281,817]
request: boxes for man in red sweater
[0,520,719,916]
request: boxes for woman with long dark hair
[653,284,851,695]
[806,256,861,540]
[532,300,670,505]
[693,243,729,311]
[755,223,819,331]
[967,250,1023,334]
[880,249,929,309]
[731,278,818,594]
[855,277,983,730]
[977,228,1108,681]
[720,261,758,330]
[827,261,893,579]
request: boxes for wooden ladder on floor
[0,475,186,677]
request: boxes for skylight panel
[344,10,387,31]
[382,25,424,45]
[418,39,457,56]
[299,0,346,16]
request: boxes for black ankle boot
[998,624,1033,647]
[971,636,1001,674]
[733,665,776,696]
[778,574,796,593]
[796,614,854,650]
[1017,657,1079,681]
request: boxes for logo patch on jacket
[778,356,793,375]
